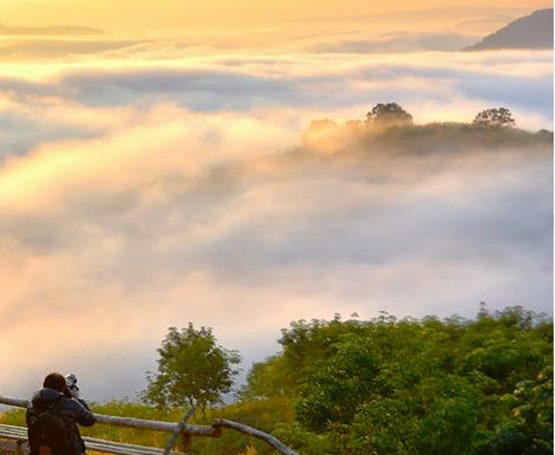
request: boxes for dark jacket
[26,387,95,455]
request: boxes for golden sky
[0,0,551,31]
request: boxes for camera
[65,373,80,398]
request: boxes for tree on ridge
[473,107,516,129]
[366,102,413,126]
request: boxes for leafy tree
[478,368,553,455]
[143,323,241,409]
[366,102,413,126]
[239,355,290,401]
[473,107,516,129]
[241,306,552,454]
[297,336,379,430]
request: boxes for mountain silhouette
[464,9,553,51]
[0,24,103,36]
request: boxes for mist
[0,22,551,400]
[0,108,551,400]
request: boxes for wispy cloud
[0,49,551,127]
[309,32,476,53]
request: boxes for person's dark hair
[43,372,67,392]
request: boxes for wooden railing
[0,396,298,455]
[0,424,175,455]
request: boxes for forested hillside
[2,306,551,454]
[242,306,553,454]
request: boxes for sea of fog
[0,44,552,400]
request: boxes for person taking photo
[26,372,95,455]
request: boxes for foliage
[2,306,551,455]
[143,323,241,410]
[238,355,291,401]
[473,107,516,129]
[243,306,552,454]
[296,335,379,430]
[366,103,413,126]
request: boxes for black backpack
[28,408,70,455]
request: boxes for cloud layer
[0,40,552,400]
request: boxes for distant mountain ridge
[464,9,553,51]
[0,24,103,36]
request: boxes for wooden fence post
[163,405,197,455]
[15,440,24,455]
[181,432,191,454]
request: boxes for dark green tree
[246,306,552,454]
[239,355,290,401]
[143,323,241,409]
[297,336,379,430]
[366,102,413,126]
[473,107,516,129]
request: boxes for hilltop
[464,9,553,50]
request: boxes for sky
[0,2,552,401]
[0,0,551,30]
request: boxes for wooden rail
[0,396,299,455]
[0,424,179,454]
[215,419,298,455]
[0,397,215,437]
